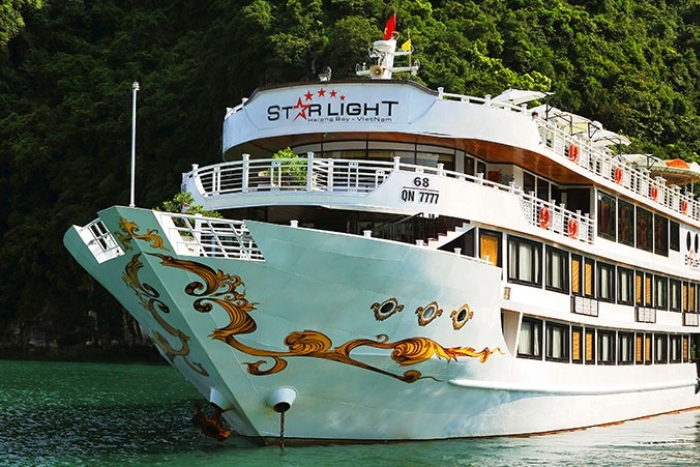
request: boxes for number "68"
[413,177,429,188]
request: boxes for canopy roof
[622,154,700,185]
[493,89,550,106]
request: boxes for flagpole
[129,81,139,208]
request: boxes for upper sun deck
[218,79,700,230]
[221,80,544,160]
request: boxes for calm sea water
[1,359,700,467]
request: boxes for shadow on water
[2,360,700,466]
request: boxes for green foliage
[157,192,222,218]
[4,0,700,349]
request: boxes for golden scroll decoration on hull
[150,253,503,383]
[115,217,167,251]
[116,219,204,375]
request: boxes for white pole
[130,81,140,207]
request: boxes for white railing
[535,116,697,220]
[78,218,123,263]
[156,212,264,260]
[185,155,595,244]
[519,194,594,244]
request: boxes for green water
[1,359,700,466]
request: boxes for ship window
[635,271,644,306]
[585,329,595,364]
[477,161,487,177]
[684,282,697,312]
[654,215,668,256]
[597,193,616,240]
[479,230,501,266]
[571,255,582,296]
[636,207,653,252]
[464,156,475,176]
[669,335,682,363]
[523,172,535,195]
[537,179,550,201]
[584,258,595,297]
[507,237,542,286]
[596,262,615,302]
[461,229,475,258]
[618,332,634,364]
[683,335,690,361]
[635,334,644,364]
[669,279,682,312]
[655,334,668,363]
[618,200,635,246]
[518,318,542,359]
[545,322,569,362]
[645,334,653,364]
[572,327,583,364]
[654,276,668,310]
[670,221,680,251]
[545,247,569,293]
[645,274,653,307]
[617,267,633,305]
[597,331,616,365]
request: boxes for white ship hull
[64,206,700,442]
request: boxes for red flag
[383,14,396,40]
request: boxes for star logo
[293,97,310,121]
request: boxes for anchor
[191,402,231,441]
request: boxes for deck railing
[185,155,595,243]
[436,87,698,219]
[155,212,264,260]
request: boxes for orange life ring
[539,206,551,229]
[650,186,659,201]
[614,167,623,184]
[567,218,579,239]
[568,144,579,163]
[681,200,689,214]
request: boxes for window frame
[517,318,543,359]
[507,236,542,287]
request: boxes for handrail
[154,212,264,260]
[184,155,594,243]
[535,115,697,220]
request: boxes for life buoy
[568,144,579,163]
[650,186,659,201]
[681,200,689,214]
[614,167,623,184]
[539,206,551,229]
[567,218,579,239]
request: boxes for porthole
[451,304,474,330]
[416,301,442,326]
[370,298,404,321]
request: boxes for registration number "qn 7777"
[400,177,439,204]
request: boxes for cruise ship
[64,20,700,444]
